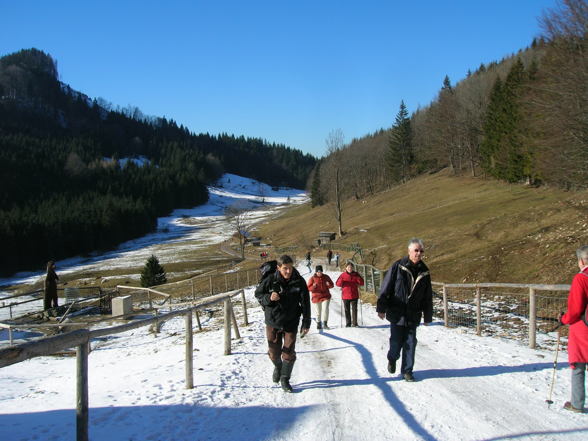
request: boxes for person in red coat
[336,262,364,327]
[307,265,334,329]
[560,245,588,413]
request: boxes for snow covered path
[1,266,587,441]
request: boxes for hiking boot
[322,321,329,330]
[271,360,282,384]
[403,372,416,382]
[317,321,323,330]
[563,401,584,413]
[387,361,396,374]
[280,360,295,393]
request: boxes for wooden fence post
[76,342,89,441]
[185,312,194,389]
[225,274,228,292]
[223,298,232,355]
[231,306,241,339]
[370,267,376,293]
[241,290,249,326]
[442,285,449,327]
[476,286,482,336]
[194,310,202,331]
[529,287,536,349]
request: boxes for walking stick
[545,329,561,407]
[359,296,363,326]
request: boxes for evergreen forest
[0,48,316,275]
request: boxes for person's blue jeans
[387,323,418,375]
[571,362,586,410]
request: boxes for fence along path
[349,260,569,349]
[0,287,248,441]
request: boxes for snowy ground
[1,264,586,441]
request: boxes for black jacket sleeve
[376,262,398,313]
[422,277,433,323]
[299,280,311,329]
[255,276,276,308]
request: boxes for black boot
[272,359,282,383]
[323,321,329,330]
[317,321,323,330]
[280,360,295,392]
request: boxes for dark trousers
[387,324,418,374]
[44,290,58,310]
[266,326,297,362]
[343,299,358,326]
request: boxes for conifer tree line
[309,0,588,207]
[0,49,316,276]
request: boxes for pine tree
[310,161,323,207]
[386,100,413,183]
[140,254,167,287]
[480,59,531,182]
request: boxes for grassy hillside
[258,169,588,285]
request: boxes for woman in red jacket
[560,245,588,413]
[307,265,334,329]
[336,262,364,327]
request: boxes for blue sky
[1,0,557,157]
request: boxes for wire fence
[346,258,569,351]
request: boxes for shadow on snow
[0,403,316,441]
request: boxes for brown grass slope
[259,169,588,285]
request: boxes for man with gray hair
[376,238,433,381]
[559,245,588,413]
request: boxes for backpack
[258,260,278,283]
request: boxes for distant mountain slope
[0,48,316,275]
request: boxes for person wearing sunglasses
[376,238,433,382]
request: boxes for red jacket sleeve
[352,273,364,286]
[562,272,588,325]
[336,273,348,287]
[325,275,334,289]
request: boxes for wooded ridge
[0,49,316,276]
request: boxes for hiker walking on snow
[307,265,334,330]
[559,245,588,413]
[327,249,333,266]
[336,262,364,327]
[255,255,311,392]
[377,238,432,382]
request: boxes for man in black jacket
[255,254,311,392]
[376,238,433,382]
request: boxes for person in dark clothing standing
[255,255,311,392]
[327,249,333,266]
[336,262,364,327]
[44,260,60,310]
[376,238,433,382]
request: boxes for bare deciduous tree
[225,204,251,259]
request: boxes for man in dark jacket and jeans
[255,254,311,392]
[377,238,433,381]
